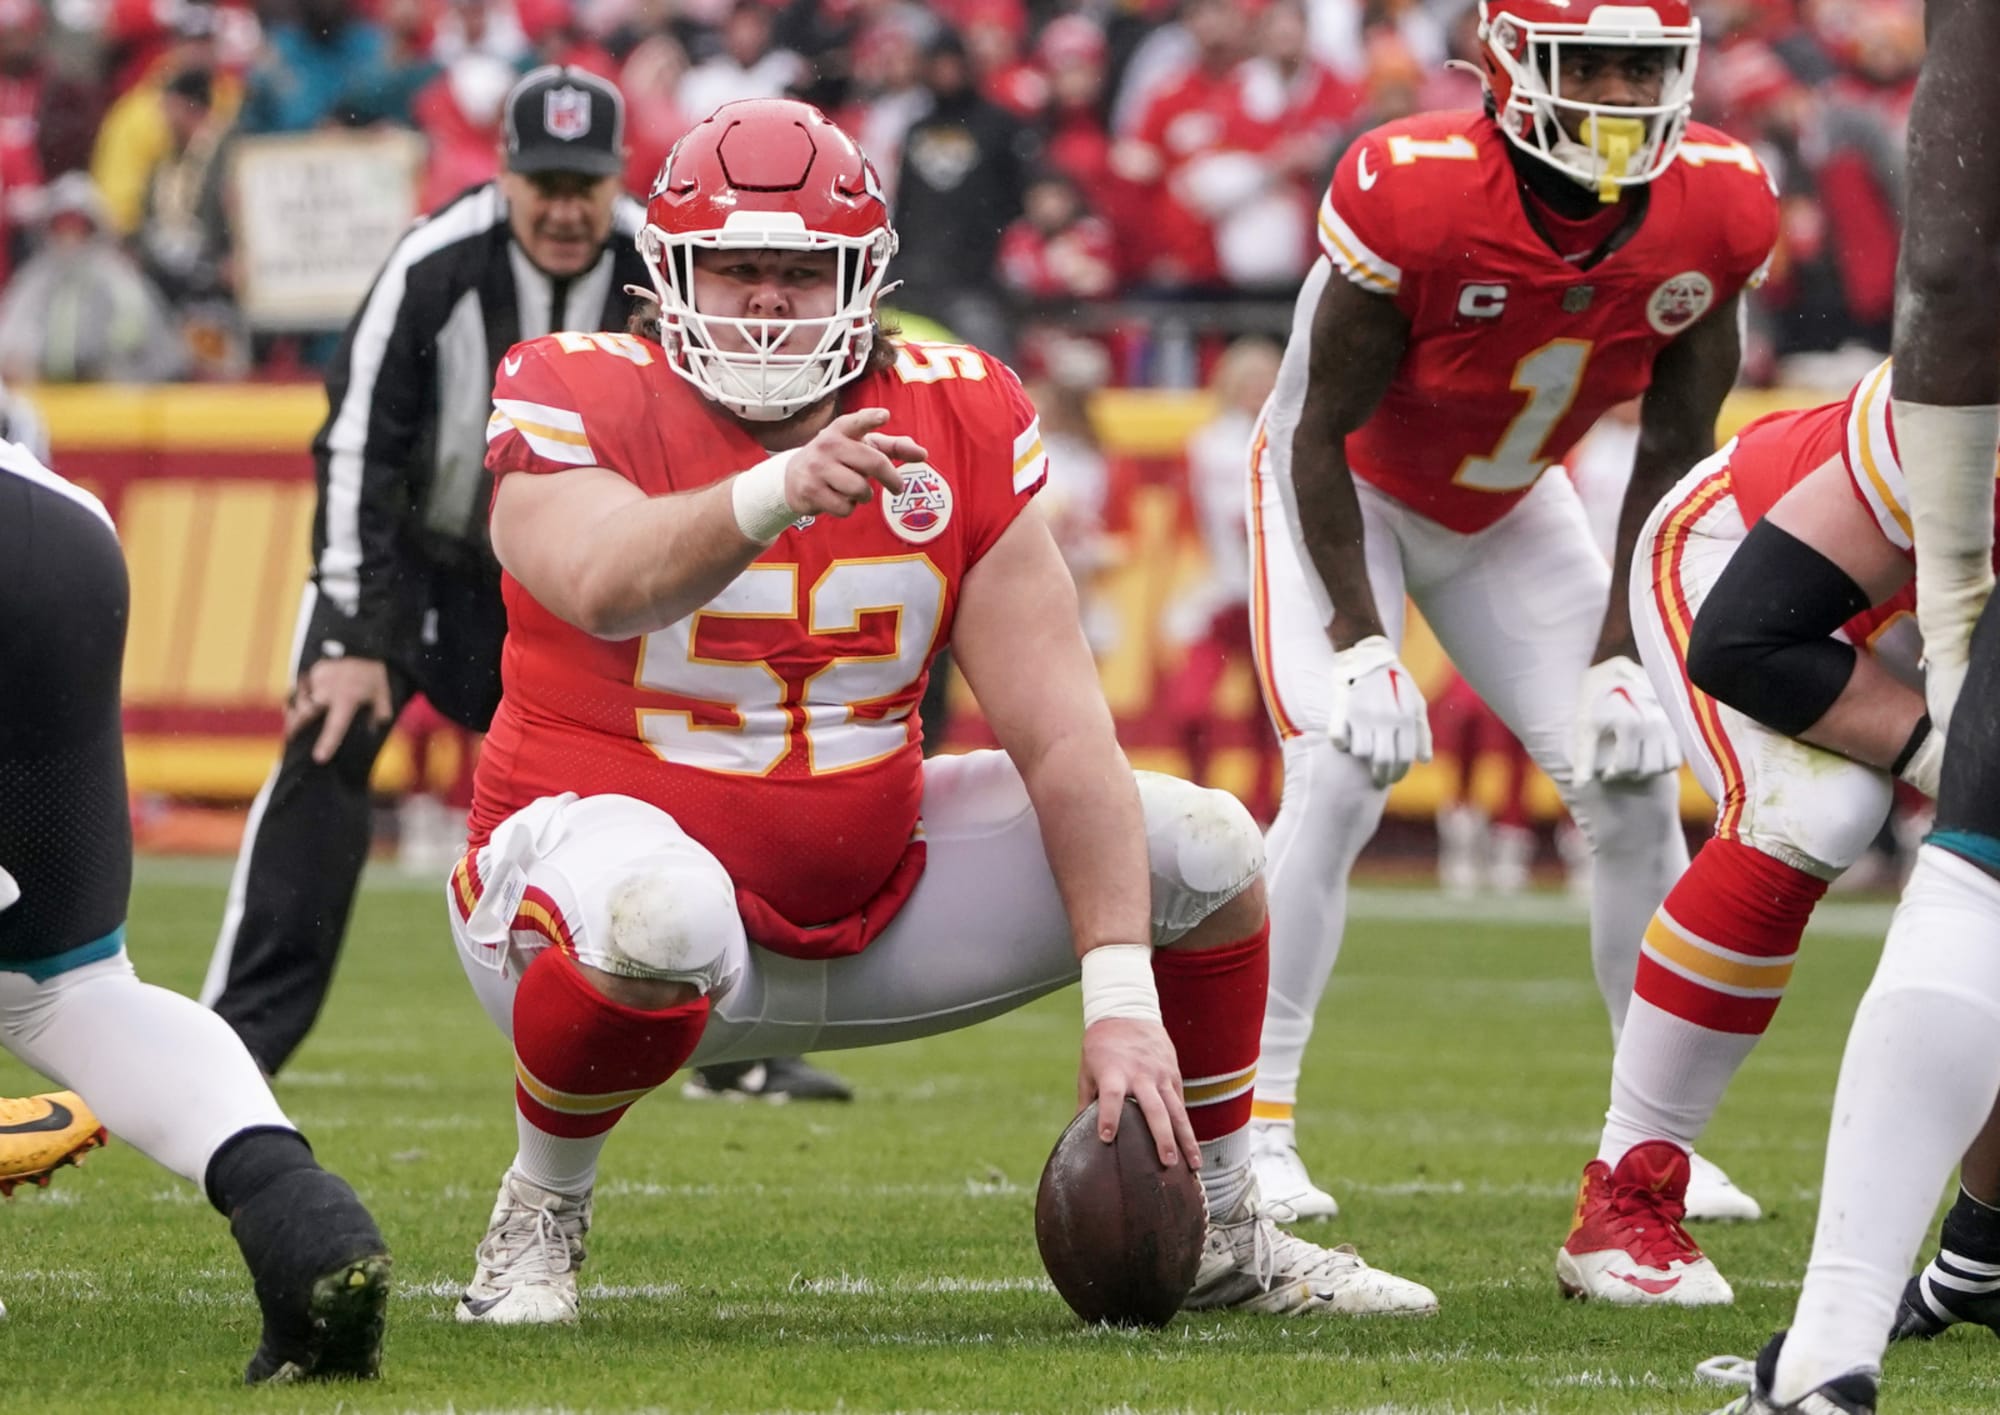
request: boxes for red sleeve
[963,352,1047,565]
[1680,130,1781,296]
[484,337,611,481]
[1317,132,1404,297]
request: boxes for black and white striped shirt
[308,181,651,662]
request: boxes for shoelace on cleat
[476,1194,583,1287]
[1224,1209,1364,1292]
[1603,1179,1704,1271]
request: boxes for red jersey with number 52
[1320,110,1777,533]
[472,332,1047,942]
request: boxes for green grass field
[2,864,1992,1414]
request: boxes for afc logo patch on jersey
[1647,271,1716,334]
[883,464,953,544]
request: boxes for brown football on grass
[1034,1098,1206,1327]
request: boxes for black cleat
[233,1168,391,1384]
[1892,1265,2000,1341]
[1701,1332,1877,1415]
[683,1055,854,1103]
[1891,1189,2000,1341]
[245,1253,393,1385]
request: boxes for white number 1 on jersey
[1453,339,1593,492]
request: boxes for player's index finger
[833,406,892,436]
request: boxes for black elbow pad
[1686,519,1872,738]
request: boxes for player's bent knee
[600,861,745,1000]
[1740,757,1895,881]
[1135,773,1264,944]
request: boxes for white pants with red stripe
[445,749,1262,1068]
[1631,450,1897,878]
[1250,445,1687,1107]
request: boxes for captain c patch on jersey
[883,463,953,545]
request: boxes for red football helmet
[1477,1,1700,198]
[640,99,898,420]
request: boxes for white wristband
[730,450,799,546]
[1080,943,1161,1028]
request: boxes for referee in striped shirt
[203,67,852,1103]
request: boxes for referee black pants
[203,562,504,1074]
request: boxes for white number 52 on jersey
[634,557,947,775]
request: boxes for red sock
[1639,838,1826,1035]
[511,948,710,1140]
[1153,919,1268,1142]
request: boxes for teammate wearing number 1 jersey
[443,98,1437,1326]
[1248,0,1779,1227]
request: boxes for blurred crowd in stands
[0,0,1925,389]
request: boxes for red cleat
[1556,1140,1733,1306]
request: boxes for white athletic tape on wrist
[731,450,800,545]
[1080,943,1161,1027]
[1899,723,1946,800]
[1896,399,2000,660]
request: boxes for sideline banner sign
[229,129,426,331]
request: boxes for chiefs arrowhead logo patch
[1647,271,1715,335]
[882,462,952,545]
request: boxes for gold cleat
[0,1091,107,1197]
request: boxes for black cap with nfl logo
[504,65,625,179]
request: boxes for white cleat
[1248,1120,1340,1223]
[457,1168,591,1325]
[1685,1151,1763,1222]
[1185,1189,1437,1316]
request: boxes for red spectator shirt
[1320,111,1779,534]
[474,334,1048,957]
[997,213,1118,299]
[1127,64,1242,285]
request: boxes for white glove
[1326,635,1431,789]
[1572,656,1682,784]
[0,865,16,913]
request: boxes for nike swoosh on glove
[1572,656,1682,784]
[1326,635,1431,789]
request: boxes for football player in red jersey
[442,98,1437,1326]
[1246,0,1779,1231]
[1708,0,2000,1408]
[1559,359,1989,1306]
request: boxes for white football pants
[1250,452,1687,1109]
[447,750,1264,1063]
[1632,450,1902,879]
